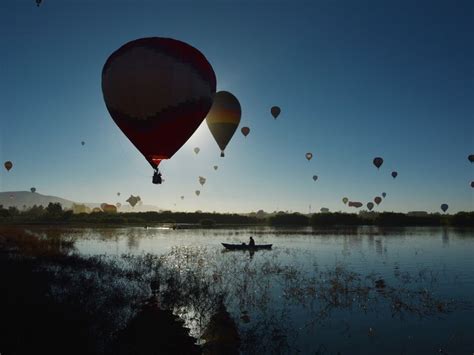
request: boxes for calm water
[27,226,474,353]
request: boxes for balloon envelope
[374,196,382,205]
[181,196,184,200]
[30,187,36,193]
[241,126,250,137]
[382,192,387,198]
[206,91,241,157]
[213,165,218,170]
[348,201,362,208]
[367,202,374,211]
[305,152,313,161]
[468,154,474,163]
[373,157,383,169]
[270,106,280,119]
[81,141,85,146]
[126,195,140,207]
[312,175,318,181]
[440,204,448,213]
[199,176,206,186]
[4,161,12,171]
[391,171,398,178]
[194,147,200,155]
[102,37,216,169]
[195,190,200,196]
[470,181,474,188]
[342,197,349,204]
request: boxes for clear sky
[0,0,473,213]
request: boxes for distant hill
[0,191,162,212]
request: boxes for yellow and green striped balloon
[206,91,241,157]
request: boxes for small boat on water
[222,243,272,251]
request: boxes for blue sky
[0,0,472,213]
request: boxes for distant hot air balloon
[440,204,449,213]
[342,197,349,205]
[367,202,374,211]
[391,171,398,179]
[382,192,387,198]
[81,141,85,146]
[470,181,474,188]
[30,187,36,193]
[270,106,281,119]
[468,155,474,163]
[213,165,218,170]
[194,147,200,155]
[312,175,318,181]
[195,190,200,196]
[206,91,241,157]
[181,196,184,200]
[348,201,363,208]
[4,161,13,171]
[241,127,250,137]
[36,0,42,7]
[117,192,120,196]
[373,157,383,169]
[101,37,216,183]
[305,152,313,161]
[199,176,206,186]
[126,195,140,207]
[374,196,382,205]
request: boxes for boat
[222,243,272,250]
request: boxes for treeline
[1,204,473,227]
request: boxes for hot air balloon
[270,106,280,119]
[305,152,313,161]
[195,190,200,196]
[81,141,85,146]
[206,91,241,157]
[36,0,42,7]
[30,187,36,193]
[367,202,374,211]
[312,175,318,181]
[117,192,121,196]
[468,155,474,163]
[213,165,218,170]
[181,196,184,200]
[4,161,12,171]
[440,204,449,213]
[126,195,140,207]
[382,192,387,198]
[241,127,250,137]
[348,201,362,208]
[470,181,474,188]
[199,176,206,186]
[194,147,200,155]
[391,171,398,178]
[342,197,349,204]
[373,157,383,169]
[101,37,216,184]
[374,196,382,205]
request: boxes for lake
[14,226,474,354]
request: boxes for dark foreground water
[12,226,474,354]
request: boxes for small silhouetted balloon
[468,154,474,163]
[194,147,200,155]
[241,127,250,137]
[391,171,398,178]
[213,165,218,170]
[440,203,448,213]
[36,0,42,7]
[30,187,36,193]
[367,202,374,211]
[81,141,85,146]
[382,192,387,198]
[181,196,184,200]
[195,190,200,196]
[342,197,349,204]
[374,196,382,205]
[471,181,474,188]
[312,175,318,181]
[373,157,383,169]
[305,152,313,161]
[117,192,120,196]
[348,201,362,208]
[271,106,281,119]
[199,176,206,186]
[4,161,13,171]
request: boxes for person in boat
[248,237,255,247]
